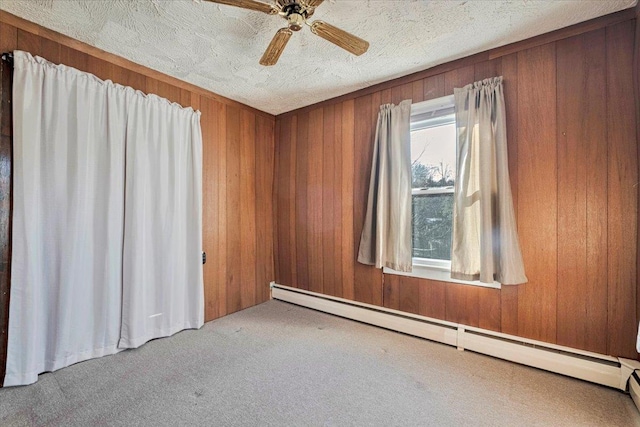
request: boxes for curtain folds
[451,77,527,285]
[4,51,203,386]
[358,100,413,272]
[119,96,204,348]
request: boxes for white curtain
[357,100,413,272]
[119,95,203,348]
[451,77,526,285]
[4,51,203,386]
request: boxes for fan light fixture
[204,0,370,66]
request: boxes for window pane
[411,122,456,189]
[410,119,456,261]
[412,193,453,260]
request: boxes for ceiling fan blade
[203,0,278,15]
[260,28,293,66]
[303,0,324,8]
[310,21,369,56]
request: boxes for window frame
[382,95,501,289]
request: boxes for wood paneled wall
[274,17,640,358]
[0,15,275,385]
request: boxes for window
[383,95,500,289]
[411,102,456,264]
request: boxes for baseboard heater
[631,372,640,409]
[270,283,640,392]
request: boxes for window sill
[383,261,501,289]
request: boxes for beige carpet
[1,299,639,426]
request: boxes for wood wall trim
[277,8,636,119]
[0,11,274,120]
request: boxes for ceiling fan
[203,0,370,66]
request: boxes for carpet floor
[1,300,639,426]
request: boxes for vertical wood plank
[86,55,113,82]
[273,118,282,283]
[383,274,400,311]
[418,280,446,320]
[275,116,292,285]
[445,284,480,327]
[145,78,158,98]
[500,52,520,335]
[240,110,257,309]
[59,45,88,72]
[412,79,425,104]
[226,105,242,314]
[307,108,324,294]
[380,89,392,105]
[477,288,501,332]
[266,115,276,298]
[399,276,421,315]
[255,115,275,303]
[391,82,414,105]
[0,24,17,137]
[111,67,146,92]
[333,103,344,298]
[606,21,638,358]
[474,59,499,81]
[215,101,228,317]
[289,116,298,286]
[582,30,609,354]
[516,43,558,343]
[295,111,310,290]
[40,38,60,64]
[322,104,337,296]
[179,89,192,109]
[423,74,445,101]
[341,100,355,300]
[556,31,608,354]
[191,92,201,118]
[17,29,43,57]
[444,66,474,95]
[200,97,219,321]
[153,81,182,104]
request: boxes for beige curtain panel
[451,77,527,285]
[358,100,413,272]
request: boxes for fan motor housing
[287,13,304,31]
[277,1,314,20]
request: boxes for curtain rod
[1,52,14,67]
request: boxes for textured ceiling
[1,0,637,115]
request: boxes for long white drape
[357,100,413,272]
[451,77,526,285]
[119,96,203,348]
[5,51,203,386]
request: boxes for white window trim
[383,263,501,289]
[412,186,454,196]
[411,94,455,117]
[402,96,502,289]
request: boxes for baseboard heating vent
[630,372,640,412]
[271,283,637,392]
